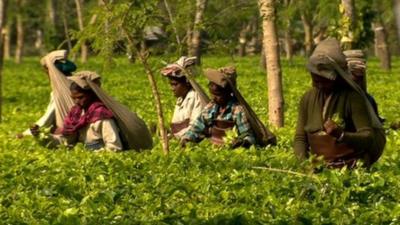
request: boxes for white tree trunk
[47,0,56,28]
[340,0,355,50]
[393,0,400,53]
[373,22,391,71]
[258,0,284,127]
[3,23,9,59]
[189,0,207,65]
[15,0,24,64]
[0,0,7,122]
[75,0,88,63]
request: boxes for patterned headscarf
[161,56,197,78]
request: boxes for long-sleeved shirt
[171,89,203,138]
[51,118,123,151]
[183,99,256,145]
[294,87,377,159]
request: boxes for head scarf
[307,38,348,80]
[161,56,197,78]
[69,71,101,89]
[203,66,237,88]
[307,38,382,128]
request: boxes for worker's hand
[15,133,24,139]
[30,125,40,137]
[323,119,343,139]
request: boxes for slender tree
[74,0,88,63]
[394,0,400,47]
[3,22,9,59]
[0,0,7,122]
[15,0,24,64]
[188,0,207,65]
[373,21,391,71]
[340,0,356,50]
[258,0,284,127]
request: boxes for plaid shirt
[183,99,255,144]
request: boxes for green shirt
[294,87,376,159]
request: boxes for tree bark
[0,0,7,122]
[246,17,260,55]
[47,0,56,29]
[3,23,9,59]
[188,0,207,65]
[283,0,293,61]
[284,25,293,61]
[301,13,313,57]
[34,29,45,55]
[340,0,355,50]
[373,21,391,71]
[185,22,192,56]
[62,8,72,53]
[238,24,249,57]
[15,0,24,64]
[393,0,400,53]
[258,0,284,127]
[74,0,88,63]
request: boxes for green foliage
[1,56,400,223]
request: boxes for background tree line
[0,0,396,66]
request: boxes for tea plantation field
[0,56,399,224]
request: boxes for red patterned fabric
[62,101,114,135]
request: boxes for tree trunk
[340,0,355,50]
[284,26,293,61]
[0,0,7,122]
[393,0,400,53]
[34,29,45,55]
[47,0,56,29]
[373,21,391,71]
[189,0,207,65]
[163,0,182,54]
[62,10,72,52]
[238,24,248,57]
[3,23,9,59]
[301,13,313,56]
[260,47,266,71]
[15,0,24,64]
[246,18,260,55]
[258,0,284,127]
[74,0,88,63]
[283,0,293,61]
[185,23,192,56]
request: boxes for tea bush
[0,56,399,224]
